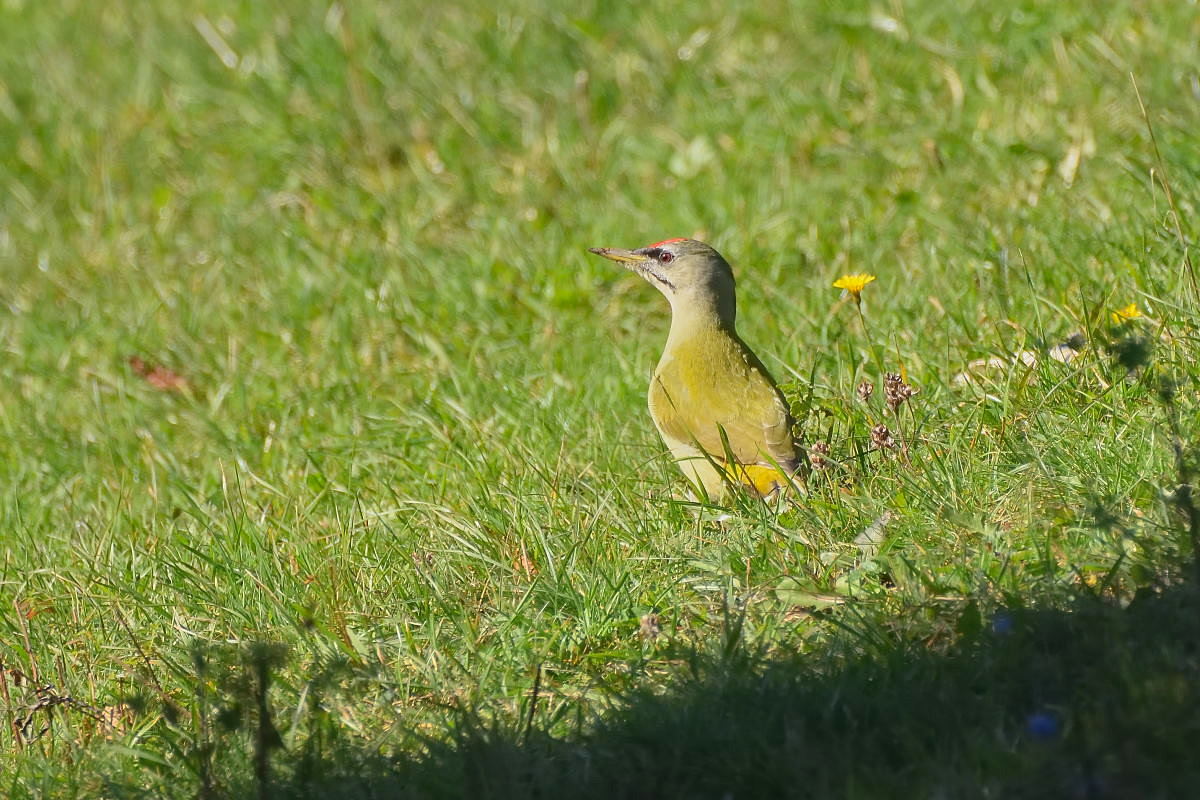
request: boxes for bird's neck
[665,287,737,346]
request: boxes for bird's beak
[588,247,649,265]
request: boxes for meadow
[3,0,1200,796]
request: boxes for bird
[588,238,802,500]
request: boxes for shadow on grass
[194,580,1200,800]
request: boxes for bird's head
[588,238,737,325]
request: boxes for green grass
[3,0,1200,796]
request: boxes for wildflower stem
[892,408,911,465]
[854,302,887,378]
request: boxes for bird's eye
[659,251,674,264]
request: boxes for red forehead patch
[647,237,687,248]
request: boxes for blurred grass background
[2,0,1200,796]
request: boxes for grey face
[588,238,731,297]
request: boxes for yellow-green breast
[649,324,798,484]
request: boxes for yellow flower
[1110,302,1143,324]
[833,273,876,303]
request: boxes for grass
[2,0,1200,796]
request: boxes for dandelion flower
[833,273,877,299]
[1110,302,1142,324]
